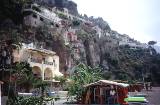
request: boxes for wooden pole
[94,87,96,103]
[116,86,119,104]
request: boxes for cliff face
[0,0,23,25]
[80,32,160,83]
[35,0,78,15]
[83,39,100,67]
[66,1,78,15]
[0,0,160,84]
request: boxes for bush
[72,20,80,26]
[7,96,43,105]
[7,96,54,105]
[58,13,68,20]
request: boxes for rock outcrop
[35,0,78,15]
[0,0,160,84]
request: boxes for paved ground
[142,87,160,105]
[54,99,68,105]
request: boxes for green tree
[54,76,67,90]
[12,62,33,92]
[8,62,51,105]
[148,41,157,46]
[67,63,102,102]
[72,20,80,26]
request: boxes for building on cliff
[33,0,78,15]
[12,43,63,81]
[109,31,148,49]
[23,3,61,27]
[118,34,148,49]
[22,3,89,28]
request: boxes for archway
[44,68,53,80]
[32,66,42,79]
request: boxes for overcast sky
[72,0,160,45]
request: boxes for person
[148,82,152,90]
[145,83,148,91]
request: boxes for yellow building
[13,44,63,81]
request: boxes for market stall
[83,80,129,105]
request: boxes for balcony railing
[44,61,53,65]
[30,58,42,63]
[30,58,54,66]
[44,77,53,80]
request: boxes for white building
[23,4,61,27]
[23,3,92,28]
[13,43,63,81]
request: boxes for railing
[44,61,53,65]
[44,77,53,80]
[30,58,42,63]
[30,58,55,66]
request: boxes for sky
[72,0,160,45]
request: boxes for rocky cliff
[35,0,78,15]
[0,0,160,84]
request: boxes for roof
[84,80,129,88]
[28,48,56,55]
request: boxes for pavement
[54,99,68,105]
[142,87,160,105]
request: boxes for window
[23,11,32,16]
[32,14,37,18]
[74,49,79,53]
[55,24,59,27]
[25,4,31,9]
[40,17,44,21]
[50,22,54,26]
[32,6,41,12]
[53,59,56,67]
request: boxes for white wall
[24,15,43,27]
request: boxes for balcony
[44,61,53,65]
[30,58,42,64]
[30,58,54,66]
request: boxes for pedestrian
[145,83,148,91]
[149,82,152,90]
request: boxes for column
[42,57,45,80]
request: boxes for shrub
[72,20,80,26]
[58,13,68,20]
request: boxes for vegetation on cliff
[0,0,160,85]
[67,63,102,101]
